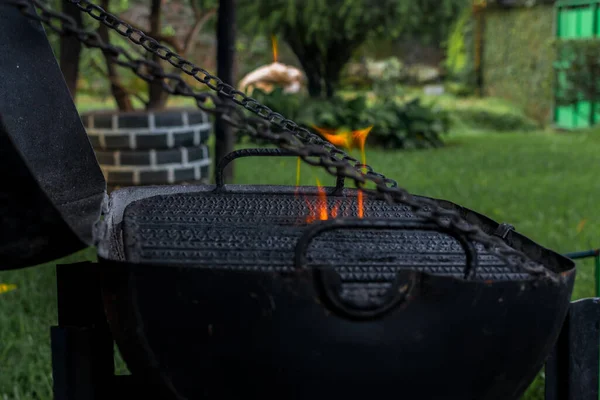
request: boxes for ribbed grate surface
[122,191,531,281]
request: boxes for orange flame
[311,125,373,219]
[357,191,364,218]
[313,126,353,149]
[304,179,339,223]
[352,126,372,166]
[313,126,373,156]
[271,35,278,63]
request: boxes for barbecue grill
[0,1,596,400]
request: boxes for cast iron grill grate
[122,190,530,282]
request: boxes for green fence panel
[579,6,595,36]
[560,8,578,37]
[555,1,600,128]
[558,6,594,38]
[556,105,573,126]
[576,101,592,127]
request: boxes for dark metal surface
[214,0,236,183]
[294,218,479,320]
[119,186,571,279]
[52,263,174,400]
[545,298,600,400]
[121,188,532,281]
[52,263,114,400]
[0,1,105,265]
[493,222,515,239]
[99,258,575,400]
[564,249,600,297]
[565,249,600,259]
[0,116,86,269]
[7,0,559,281]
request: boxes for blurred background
[1,0,599,399]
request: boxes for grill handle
[215,148,345,190]
[294,218,479,320]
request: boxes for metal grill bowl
[0,14,576,400]
[95,176,575,400]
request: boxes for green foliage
[554,39,600,106]
[418,93,539,132]
[371,58,405,98]
[481,5,555,125]
[241,0,471,45]
[249,87,304,121]
[449,105,539,132]
[444,5,476,91]
[396,0,472,46]
[239,0,469,98]
[341,57,446,92]
[238,89,449,149]
[240,0,400,45]
[445,82,475,97]
[301,96,449,149]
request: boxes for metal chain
[7,0,555,281]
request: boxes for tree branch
[89,59,149,107]
[183,4,217,56]
[98,0,133,111]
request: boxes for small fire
[313,125,373,166]
[271,35,278,63]
[295,126,372,223]
[357,191,364,218]
[310,125,373,220]
[304,179,340,223]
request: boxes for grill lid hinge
[493,223,516,240]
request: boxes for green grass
[1,129,599,399]
[74,93,196,113]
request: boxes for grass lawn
[1,129,599,400]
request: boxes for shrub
[237,89,450,149]
[449,106,538,132]
[340,57,405,91]
[297,96,449,149]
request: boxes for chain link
[6,0,556,281]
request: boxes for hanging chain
[5,0,555,281]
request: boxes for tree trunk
[323,39,361,99]
[98,0,133,112]
[147,0,168,110]
[284,31,323,98]
[214,0,236,183]
[59,0,82,100]
[304,65,323,98]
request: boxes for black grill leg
[545,298,600,400]
[52,262,114,400]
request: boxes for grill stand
[50,261,598,400]
[51,263,164,400]
[545,298,600,400]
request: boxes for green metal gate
[555,0,600,129]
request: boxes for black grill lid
[121,188,531,281]
[0,4,106,269]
